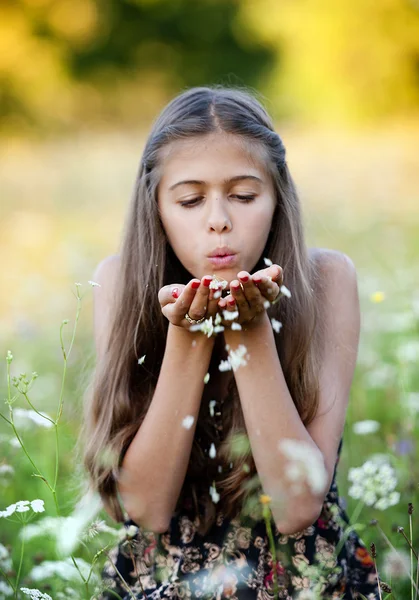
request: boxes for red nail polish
[239,275,249,282]
[253,277,261,285]
[231,283,240,291]
[203,277,212,287]
[191,281,200,289]
[228,298,236,306]
[171,288,179,298]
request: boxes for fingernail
[191,281,200,289]
[203,276,212,287]
[171,287,179,298]
[239,274,249,282]
[228,298,236,306]
[231,283,240,291]
[253,277,262,285]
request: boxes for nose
[207,197,232,234]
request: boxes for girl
[82,85,380,599]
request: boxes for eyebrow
[168,175,264,191]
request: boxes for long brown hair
[80,84,328,535]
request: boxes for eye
[179,195,256,208]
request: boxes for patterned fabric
[98,438,380,599]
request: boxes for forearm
[118,323,214,532]
[224,314,326,534]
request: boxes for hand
[158,275,221,331]
[216,264,283,329]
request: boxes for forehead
[158,132,270,189]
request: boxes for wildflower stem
[14,535,25,599]
[0,564,15,593]
[334,498,364,559]
[398,528,418,561]
[104,551,138,600]
[411,513,414,600]
[21,391,56,427]
[128,544,149,599]
[263,506,279,599]
[375,523,419,594]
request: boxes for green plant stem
[334,498,364,559]
[14,535,25,599]
[0,563,15,593]
[411,514,414,600]
[263,507,279,599]
[104,551,138,600]
[375,523,419,595]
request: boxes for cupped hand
[158,275,221,331]
[217,264,283,329]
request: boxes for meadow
[0,124,418,599]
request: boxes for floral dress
[98,437,380,600]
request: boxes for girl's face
[157,132,276,282]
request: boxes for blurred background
[1,0,419,594]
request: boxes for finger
[171,279,202,321]
[228,279,253,320]
[252,274,280,303]
[187,275,213,321]
[158,284,185,307]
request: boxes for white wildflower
[213,325,225,333]
[263,300,271,310]
[348,457,400,510]
[213,290,222,299]
[138,355,146,365]
[280,284,291,298]
[6,350,13,363]
[83,519,117,540]
[0,543,12,572]
[382,548,411,581]
[30,499,45,513]
[209,484,220,504]
[396,340,419,362]
[214,312,222,326]
[0,581,14,596]
[20,517,64,541]
[271,318,282,333]
[182,415,195,429]
[0,464,14,476]
[88,280,101,287]
[55,491,103,555]
[222,309,239,321]
[189,316,214,338]
[209,400,217,417]
[231,322,242,330]
[279,439,328,495]
[209,443,217,459]
[15,500,31,513]
[218,359,232,372]
[365,364,396,388]
[352,420,381,435]
[13,408,54,429]
[204,372,210,384]
[20,588,52,599]
[125,524,140,538]
[28,557,96,583]
[263,257,273,266]
[74,282,82,287]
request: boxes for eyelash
[179,195,256,208]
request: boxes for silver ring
[184,312,206,324]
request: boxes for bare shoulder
[92,253,121,286]
[308,246,357,287]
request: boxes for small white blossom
[6,350,13,363]
[30,499,45,513]
[271,318,282,333]
[263,257,273,266]
[280,284,291,298]
[125,524,140,538]
[28,557,96,583]
[209,443,217,459]
[218,344,249,372]
[209,400,217,417]
[20,588,52,599]
[88,280,101,287]
[189,316,214,338]
[0,543,12,572]
[218,359,232,372]
[0,464,14,476]
[83,519,117,539]
[182,415,195,430]
[263,300,271,310]
[214,312,222,326]
[0,580,14,596]
[382,548,411,580]
[279,439,328,495]
[231,322,242,330]
[348,457,400,510]
[352,420,380,435]
[138,355,146,365]
[204,372,210,384]
[213,325,225,333]
[222,309,239,321]
[209,484,220,504]
[16,500,31,513]
[213,290,222,299]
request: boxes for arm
[118,322,214,532]
[223,250,360,535]
[92,256,215,533]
